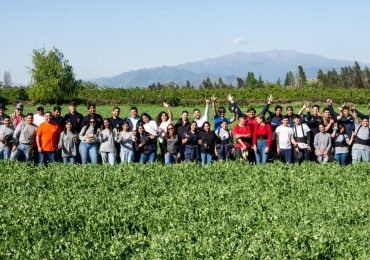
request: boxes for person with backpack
[198,121,216,166]
[292,115,312,164]
[0,116,15,160]
[331,125,355,166]
[58,120,78,164]
[351,117,370,163]
[79,116,100,165]
[215,119,233,161]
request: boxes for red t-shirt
[36,122,61,152]
[252,123,273,148]
[232,124,251,148]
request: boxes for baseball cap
[16,103,24,110]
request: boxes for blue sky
[1,0,370,84]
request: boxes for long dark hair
[101,118,112,134]
[64,120,76,135]
[156,111,169,126]
[165,123,177,139]
[141,112,152,122]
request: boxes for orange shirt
[36,122,61,151]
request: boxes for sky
[1,0,370,84]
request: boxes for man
[33,105,45,127]
[109,107,123,130]
[36,111,61,164]
[351,117,370,163]
[0,103,8,125]
[276,116,297,164]
[232,115,252,161]
[11,113,38,162]
[10,103,26,128]
[82,102,103,128]
[303,104,323,137]
[175,111,190,137]
[327,99,354,137]
[322,108,335,134]
[52,105,65,130]
[193,99,209,129]
[212,95,236,131]
[0,116,15,160]
[64,101,84,133]
[292,115,311,163]
[353,105,370,120]
[314,124,332,164]
[127,106,141,131]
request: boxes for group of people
[0,95,369,166]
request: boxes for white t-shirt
[33,114,45,127]
[158,119,171,143]
[276,125,293,149]
[292,123,311,149]
[144,120,158,137]
[128,117,140,131]
[195,104,209,128]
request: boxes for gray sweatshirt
[117,131,133,151]
[79,126,100,142]
[0,125,15,148]
[314,132,332,155]
[58,130,78,157]
[98,128,118,152]
[13,122,37,145]
[352,123,370,151]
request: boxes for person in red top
[232,115,252,161]
[252,115,272,165]
[36,111,61,164]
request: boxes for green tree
[236,77,245,89]
[284,71,295,87]
[297,65,307,87]
[29,47,80,104]
[362,66,370,88]
[353,61,364,88]
[246,72,257,89]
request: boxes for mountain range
[93,50,369,88]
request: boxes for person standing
[351,117,370,163]
[198,121,216,166]
[232,116,252,161]
[252,115,272,165]
[36,112,61,164]
[193,99,210,129]
[276,116,297,164]
[163,123,182,165]
[313,124,332,164]
[126,107,141,132]
[99,119,118,165]
[33,105,45,127]
[211,95,236,131]
[58,120,78,164]
[0,116,15,160]
[215,119,233,161]
[82,102,103,128]
[135,124,157,163]
[157,102,173,163]
[11,113,37,162]
[79,117,100,165]
[117,121,134,163]
[0,103,8,125]
[64,101,84,133]
[331,125,355,166]
[10,103,25,128]
[182,121,199,162]
[292,115,312,164]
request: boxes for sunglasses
[90,121,95,123]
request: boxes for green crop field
[0,161,369,258]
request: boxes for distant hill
[93,50,369,88]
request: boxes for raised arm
[203,99,209,122]
[163,102,173,123]
[326,99,339,118]
[228,95,244,118]
[211,96,217,117]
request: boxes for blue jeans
[280,149,292,164]
[0,146,11,160]
[200,152,213,166]
[120,149,134,163]
[101,152,115,165]
[335,153,349,166]
[165,153,177,165]
[184,145,198,162]
[39,151,55,165]
[62,156,76,164]
[255,139,268,165]
[11,143,32,161]
[352,149,370,163]
[139,152,156,163]
[79,142,98,165]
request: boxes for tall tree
[297,65,307,87]
[29,47,80,103]
[284,71,295,87]
[353,61,364,88]
[246,72,257,89]
[362,66,370,88]
[236,77,245,89]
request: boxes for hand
[242,144,247,151]
[351,105,356,110]
[276,147,280,155]
[0,137,4,142]
[185,133,189,139]
[163,101,169,108]
[177,153,181,159]
[330,119,335,124]
[264,147,269,154]
[211,96,217,103]
[58,145,62,150]
[205,99,210,104]
[307,146,311,151]
[326,99,332,104]
[38,147,42,153]
[12,145,17,152]
[198,140,202,145]
[352,131,356,137]
[323,151,328,157]
[253,145,257,153]
[268,95,273,104]
[227,94,233,103]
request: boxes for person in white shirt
[156,102,173,162]
[193,99,210,129]
[127,106,141,132]
[276,116,298,164]
[292,115,311,163]
[33,105,45,127]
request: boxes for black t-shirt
[109,117,123,130]
[82,114,103,129]
[64,112,84,133]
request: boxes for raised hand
[205,99,210,104]
[268,95,273,104]
[163,101,169,108]
[211,96,217,103]
[226,94,233,103]
[326,99,332,104]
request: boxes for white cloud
[232,37,248,45]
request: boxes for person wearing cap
[211,95,236,131]
[11,113,38,162]
[36,111,61,164]
[82,102,103,128]
[0,103,8,125]
[10,103,26,128]
[33,105,45,127]
[64,101,84,133]
[0,115,15,160]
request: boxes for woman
[135,124,157,163]
[331,125,355,166]
[79,117,100,165]
[58,120,78,164]
[99,118,118,165]
[117,120,134,163]
[182,121,199,162]
[252,115,272,165]
[156,102,173,162]
[162,123,182,165]
[314,124,332,164]
[215,119,234,161]
[199,121,216,166]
